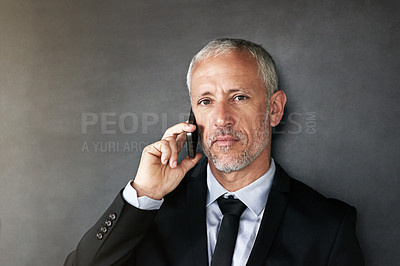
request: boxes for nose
[212,102,235,128]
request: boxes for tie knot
[217,195,246,216]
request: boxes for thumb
[179,153,203,174]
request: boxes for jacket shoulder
[286,173,354,224]
[275,163,354,220]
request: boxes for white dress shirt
[205,159,275,266]
[123,159,276,266]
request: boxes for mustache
[207,127,244,144]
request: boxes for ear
[269,90,287,127]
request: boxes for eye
[234,95,248,101]
[198,99,211,105]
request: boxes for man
[65,38,364,265]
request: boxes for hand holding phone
[133,119,201,200]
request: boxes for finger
[178,153,202,174]
[149,140,171,165]
[163,136,179,168]
[162,122,196,139]
[175,132,187,151]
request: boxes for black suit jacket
[65,158,364,265]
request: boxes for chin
[213,160,249,173]
[210,153,251,173]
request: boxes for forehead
[192,51,258,78]
[190,51,263,96]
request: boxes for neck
[209,148,271,192]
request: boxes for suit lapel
[186,157,209,266]
[185,159,291,266]
[246,163,291,266]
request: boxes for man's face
[190,51,270,173]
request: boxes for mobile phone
[186,108,198,159]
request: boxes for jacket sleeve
[328,206,364,266]
[64,190,158,266]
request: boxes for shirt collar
[206,158,276,217]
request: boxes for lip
[213,136,239,145]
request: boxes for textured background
[0,0,399,265]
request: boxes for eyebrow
[197,88,251,97]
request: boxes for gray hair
[186,38,278,98]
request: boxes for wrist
[132,180,164,200]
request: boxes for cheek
[197,122,208,140]
[238,115,255,131]
[195,114,210,133]
[252,109,268,125]
[241,114,268,138]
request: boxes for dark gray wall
[0,0,399,265]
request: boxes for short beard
[200,113,270,173]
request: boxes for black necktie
[211,195,247,266]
